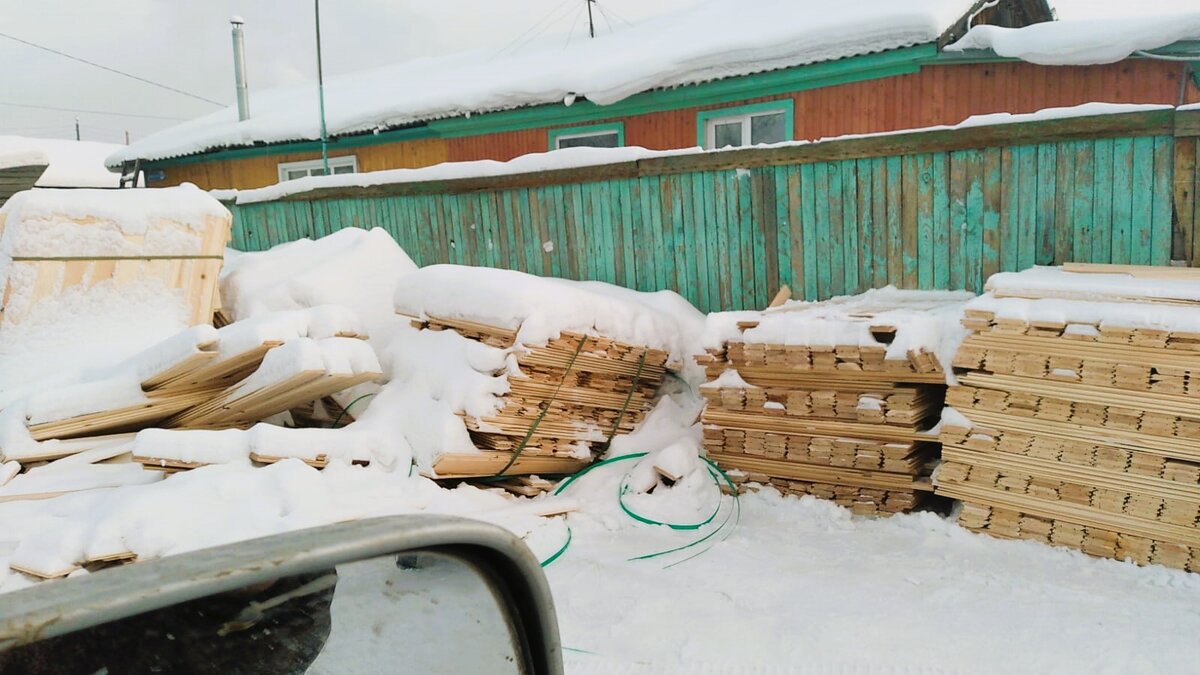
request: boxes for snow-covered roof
[947,12,1200,64]
[109,0,976,165]
[0,136,123,188]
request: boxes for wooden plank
[841,159,860,293]
[964,149,985,292]
[948,150,967,290]
[814,162,834,298]
[800,163,819,300]
[1130,136,1156,265]
[999,145,1019,273]
[430,452,590,479]
[1091,138,1114,264]
[916,153,935,289]
[1070,140,1095,264]
[981,147,1003,280]
[1150,135,1174,264]
[855,159,874,292]
[871,158,889,289]
[930,153,950,289]
[1172,136,1195,266]
[1015,144,1038,271]
[1036,141,1056,265]
[1110,137,1135,265]
[886,156,904,288]
[900,154,919,289]
[708,452,919,491]
[734,171,753,309]
[784,167,803,303]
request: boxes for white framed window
[548,123,624,150]
[698,102,793,149]
[277,156,357,182]
[554,130,620,149]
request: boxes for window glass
[750,112,787,145]
[713,121,743,148]
[332,164,355,175]
[286,169,310,181]
[557,132,619,149]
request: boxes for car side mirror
[0,516,563,675]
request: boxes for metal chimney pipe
[231,16,250,121]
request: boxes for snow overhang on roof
[108,0,978,167]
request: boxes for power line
[0,101,189,121]
[491,0,576,60]
[564,4,586,49]
[597,3,635,28]
[0,30,225,107]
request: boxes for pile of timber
[698,290,966,516]
[0,185,231,330]
[1,311,382,493]
[934,264,1200,573]
[411,315,672,479]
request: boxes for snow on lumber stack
[698,288,972,515]
[395,264,703,478]
[0,185,231,329]
[935,264,1200,573]
[0,307,375,466]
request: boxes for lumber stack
[699,290,968,516]
[934,265,1200,573]
[1,310,381,482]
[0,185,231,329]
[412,315,672,478]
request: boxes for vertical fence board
[916,153,935,289]
[1110,138,1134,264]
[840,160,860,294]
[1092,139,1114,264]
[870,159,889,289]
[1130,137,1155,265]
[856,159,875,291]
[799,164,819,301]
[885,156,904,287]
[1151,135,1174,264]
[948,151,967,290]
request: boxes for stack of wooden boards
[0,309,382,495]
[0,185,231,329]
[698,290,968,516]
[410,315,672,479]
[935,264,1200,573]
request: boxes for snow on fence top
[0,136,124,188]
[220,102,1174,206]
[108,0,973,164]
[947,12,1200,65]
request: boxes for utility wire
[0,31,224,107]
[597,3,635,28]
[563,4,585,49]
[0,101,189,120]
[491,0,576,60]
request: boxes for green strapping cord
[617,469,722,530]
[494,335,589,477]
[597,350,647,452]
[330,392,376,428]
[539,524,572,567]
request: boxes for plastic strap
[494,335,589,477]
[597,350,647,452]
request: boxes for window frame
[696,100,795,149]
[277,155,358,182]
[547,122,625,151]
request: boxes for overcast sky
[1,0,1194,145]
[0,0,696,144]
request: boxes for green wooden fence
[228,108,1200,312]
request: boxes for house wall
[151,60,1198,190]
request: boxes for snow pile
[986,266,1200,303]
[705,287,974,375]
[0,184,228,257]
[395,263,706,363]
[109,0,973,164]
[0,136,125,188]
[131,425,387,467]
[970,266,1200,332]
[947,12,1200,65]
[220,227,416,341]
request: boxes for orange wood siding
[153,138,447,190]
[154,60,1198,189]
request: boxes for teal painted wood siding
[228,110,1197,313]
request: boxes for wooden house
[109,0,1200,191]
